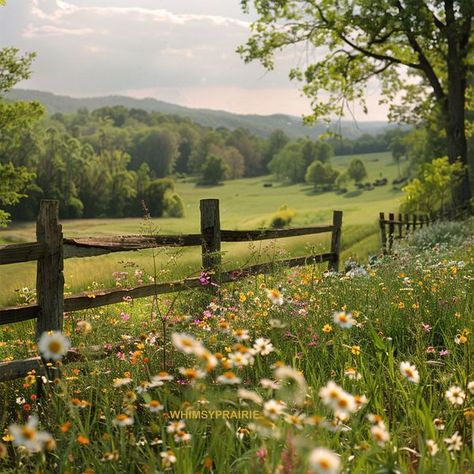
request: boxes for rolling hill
[6,89,391,140]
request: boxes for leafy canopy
[239,0,473,123]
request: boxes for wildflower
[260,378,280,390]
[468,381,474,394]
[269,318,286,328]
[285,413,305,429]
[333,311,354,329]
[426,439,438,456]
[265,288,284,305]
[228,351,253,367]
[253,338,274,356]
[145,400,164,413]
[152,371,174,382]
[233,328,250,341]
[113,414,134,427]
[179,367,206,380]
[322,324,333,333]
[237,389,263,404]
[199,272,210,285]
[76,320,92,334]
[274,365,308,406]
[217,371,242,384]
[172,333,205,355]
[351,346,361,355]
[263,399,286,420]
[38,331,71,361]
[160,450,177,467]
[167,421,186,434]
[399,362,420,384]
[445,386,466,406]
[8,417,53,453]
[433,418,445,430]
[113,377,132,388]
[76,435,90,445]
[371,424,390,446]
[444,432,462,452]
[344,368,362,380]
[308,447,341,474]
[135,381,151,394]
[174,430,191,443]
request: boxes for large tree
[239,0,473,205]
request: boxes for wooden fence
[379,207,469,254]
[0,199,343,382]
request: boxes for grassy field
[0,152,403,306]
[0,225,472,473]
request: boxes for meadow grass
[0,224,472,473]
[0,152,400,306]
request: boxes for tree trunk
[444,4,472,208]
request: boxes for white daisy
[263,399,286,420]
[171,333,205,355]
[216,371,242,384]
[8,417,53,453]
[308,447,341,474]
[253,338,275,356]
[265,289,284,306]
[38,331,71,361]
[426,439,438,456]
[445,386,466,406]
[113,414,134,427]
[332,311,354,329]
[399,361,420,384]
[444,431,462,452]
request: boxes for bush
[270,204,295,228]
[165,193,185,218]
[402,220,471,251]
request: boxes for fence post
[36,200,64,337]
[404,213,410,234]
[36,200,64,389]
[379,212,387,254]
[329,210,343,272]
[200,199,222,286]
[413,214,417,232]
[398,213,403,240]
[388,212,395,253]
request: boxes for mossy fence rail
[0,199,343,382]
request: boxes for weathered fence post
[388,213,395,253]
[200,199,222,287]
[379,212,387,254]
[36,200,64,389]
[398,213,403,240]
[36,200,64,337]
[413,214,417,232]
[329,210,343,272]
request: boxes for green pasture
[0,152,403,306]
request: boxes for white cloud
[23,23,95,38]
[31,0,250,28]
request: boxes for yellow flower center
[48,340,62,354]
[21,427,36,440]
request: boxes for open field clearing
[0,223,472,473]
[0,153,401,306]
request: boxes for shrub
[270,204,295,228]
[165,193,185,218]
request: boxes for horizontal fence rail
[0,199,342,382]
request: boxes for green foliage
[165,192,185,218]
[144,178,175,218]
[401,157,465,214]
[0,162,35,227]
[270,204,295,228]
[200,155,230,185]
[347,158,368,183]
[305,161,339,188]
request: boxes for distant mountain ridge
[6,89,391,139]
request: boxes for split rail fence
[0,199,343,382]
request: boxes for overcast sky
[0,0,389,120]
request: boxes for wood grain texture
[0,242,47,265]
[328,211,343,272]
[220,225,334,242]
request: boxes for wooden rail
[0,199,343,381]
